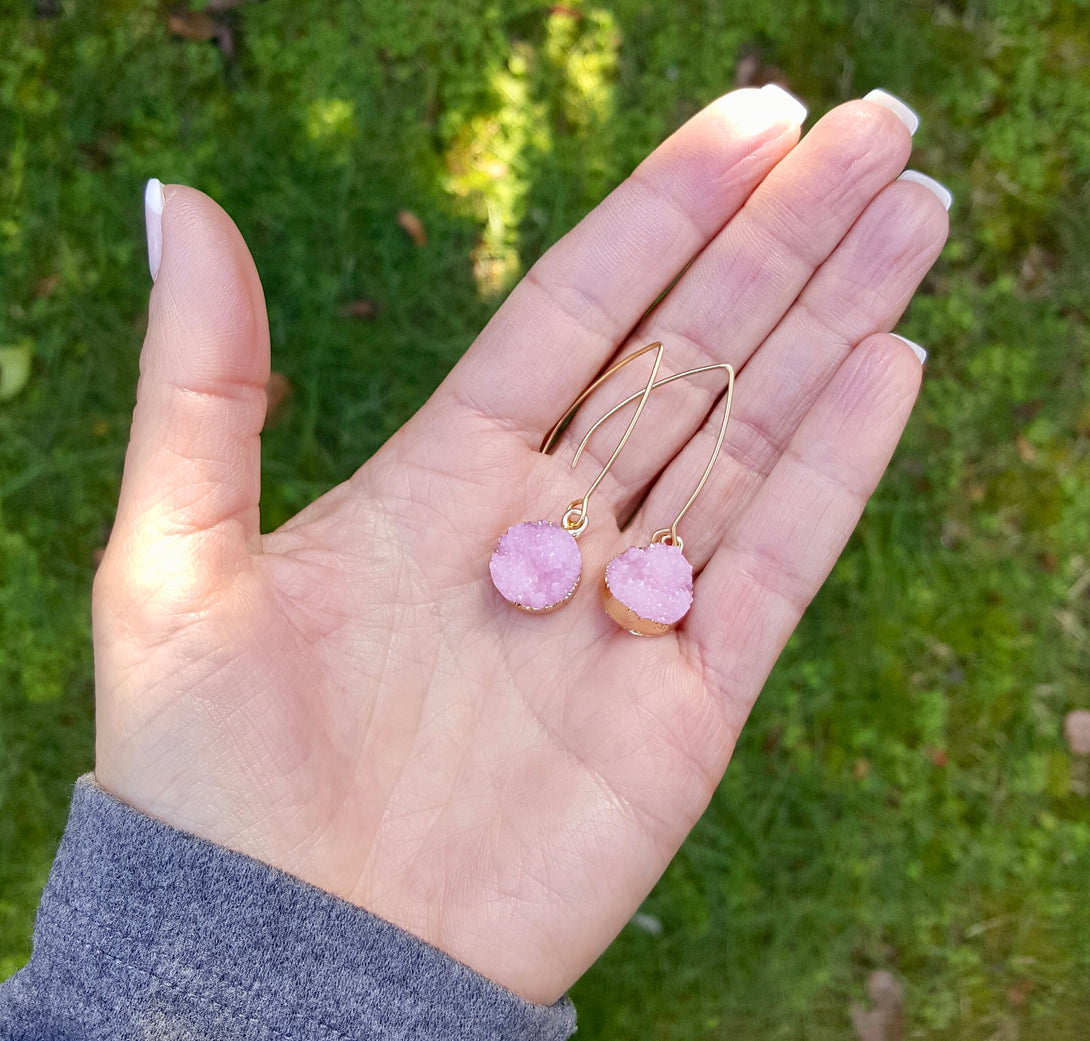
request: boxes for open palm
[93,88,948,1005]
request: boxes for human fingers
[685,333,923,738]
[438,86,808,438]
[551,93,919,513]
[96,183,269,614]
[626,170,950,568]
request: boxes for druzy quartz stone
[489,520,582,612]
[602,541,694,635]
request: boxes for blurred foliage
[2,0,1089,1035]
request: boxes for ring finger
[626,170,950,572]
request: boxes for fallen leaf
[397,209,427,246]
[336,299,377,319]
[215,23,235,58]
[1016,435,1037,463]
[78,132,121,170]
[264,371,294,428]
[0,344,33,402]
[1007,978,1034,1006]
[169,8,219,41]
[734,52,762,87]
[1018,244,1051,292]
[850,970,904,1041]
[1014,400,1044,424]
[734,49,790,90]
[33,274,61,299]
[941,517,971,548]
[168,7,235,57]
[1064,711,1090,757]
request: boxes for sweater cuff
[12,776,576,1040]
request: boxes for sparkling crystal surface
[489,520,581,611]
[605,542,693,625]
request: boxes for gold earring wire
[540,341,665,535]
[576,362,735,636]
[488,342,665,613]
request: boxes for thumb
[106,180,270,607]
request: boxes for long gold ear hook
[540,342,664,534]
[573,361,735,551]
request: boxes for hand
[93,87,948,1005]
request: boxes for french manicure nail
[759,83,808,126]
[897,169,953,211]
[891,333,928,365]
[863,89,920,136]
[144,178,165,282]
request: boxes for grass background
[2,0,1090,1036]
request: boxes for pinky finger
[686,333,925,734]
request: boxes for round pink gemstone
[605,542,693,625]
[489,520,581,611]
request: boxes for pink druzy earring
[489,343,665,613]
[574,362,735,636]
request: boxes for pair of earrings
[488,342,735,636]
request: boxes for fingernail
[759,83,808,126]
[144,178,165,282]
[863,89,920,136]
[891,333,928,365]
[897,170,953,211]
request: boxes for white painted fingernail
[144,178,165,282]
[863,89,920,136]
[891,333,928,365]
[759,83,808,126]
[897,170,953,211]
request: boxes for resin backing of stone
[603,542,693,635]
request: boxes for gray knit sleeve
[0,776,576,1041]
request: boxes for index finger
[437,86,808,439]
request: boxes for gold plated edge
[512,569,582,614]
[600,575,675,637]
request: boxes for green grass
[3,0,1090,1035]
